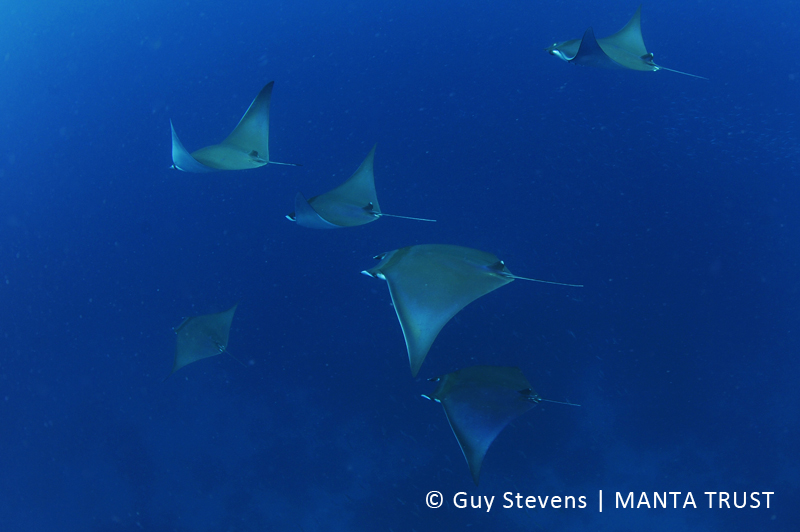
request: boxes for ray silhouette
[361,245,582,377]
[170,82,299,172]
[286,145,435,228]
[422,365,542,485]
[165,304,237,378]
[546,5,707,79]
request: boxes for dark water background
[1,1,798,530]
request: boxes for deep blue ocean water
[1,1,798,530]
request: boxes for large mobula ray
[546,5,706,79]
[286,144,435,228]
[362,245,582,377]
[170,82,298,172]
[165,304,237,378]
[423,366,542,485]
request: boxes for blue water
[1,1,798,530]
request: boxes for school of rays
[164,5,703,485]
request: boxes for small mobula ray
[423,366,542,485]
[546,5,707,79]
[361,245,582,377]
[165,304,237,378]
[170,82,299,172]
[286,144,435,228]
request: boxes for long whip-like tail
[542,398,581,407]
[378,212,437,222]
[510,274,583,288]
[658,66,708,80]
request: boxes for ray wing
[596,5,655,71]
[572,27,627,69]
[170,120,217,172]
[219,81,272,162]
